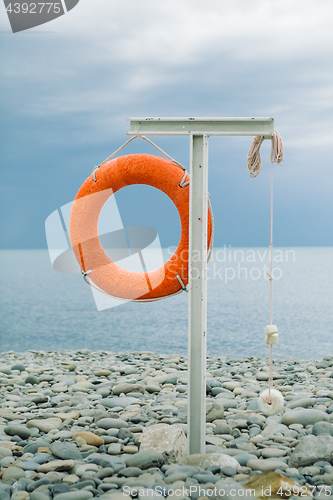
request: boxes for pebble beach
[1,350,333,500]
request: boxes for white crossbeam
[127,117,274,455]
[128,117,274,137]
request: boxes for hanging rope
[93,135,186,182]
[268,158,274,402]
[246,136,264,177]
[91,134,214,260]
[267,131,284,401]
[248,130,284,405]
[246,130,284,178]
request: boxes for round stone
[72,431,104,447]
[214,422,231,435]
[97,418,128,429]
[206,403,224,422]
[30,493,50,500]
[25,375,39,385]
[0,446,12,457]
[50,441,81,460]
[37,460,75,472]
[76,464,99,477]
[221,466,237,476]
[11,364,25,372]
[165,473,188,484]
[31,395,48,404]
[53,492,93,500]
[261,447,287,458]
[4,424,31,440]
[113,383,144,395]
[118,467,143,478]
[0,365,11,375]
[125,450,165,469]
[282,409,329,426]
[247,459,287,471]
[102,397,136,408]
[2,466,25,480]
[11,493,29,500]
[94,370,111,376]
[26,417,62,433]
[312,421,333,436]
[108,443,122,455]
[223,381,241,391]
[123,445,138,454]
[145,385,161,393]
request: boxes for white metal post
[188,134,209,454]
[127,117,275,455]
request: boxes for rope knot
[176,274,188,292]
[81,269,93,278]
[92,166,100,182]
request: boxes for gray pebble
[4,425,31,440]
[50,441,81,461]
[101,397,135,408]
[221,466,237,477]
[97,418,128,429]
[2,466,25,480]
[11,364,25,372]
[23,440,51,454]
[52,492,93,500]
[30,492,51,500]
[25,375,39,385]
[313,422,333,436]
[282,409,329,426]
[125,450,165,470]
[234,453,258,466]
[214,422,231,435]
[87,452,125,469]
[118,467,143,478]
[289,435,333,467]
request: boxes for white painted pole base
[188,134,208,455]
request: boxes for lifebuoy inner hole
[98,185,182,271]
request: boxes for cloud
[2,0,333,143]
[0,0,333,248]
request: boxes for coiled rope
[247,130,284,178]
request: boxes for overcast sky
[1,0,333,249]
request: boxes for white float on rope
[265,325,279,344]
[258,388,285,415]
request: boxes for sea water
[0,248,332,359]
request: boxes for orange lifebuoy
[69,154,212,301]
